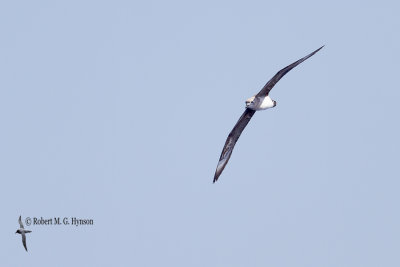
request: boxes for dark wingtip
[311,45,324,55]
[302,45,324,62]
[316,45,325,52]
[213,175,218,183]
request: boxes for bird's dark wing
[214,108,256,183]
[22,233,28,251]
[255,46,324,98]
[18,216,24,229]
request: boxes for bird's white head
[245,96,256,108]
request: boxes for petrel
[213,46,324,183]
[15,215,31,251]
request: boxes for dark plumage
[213,46,324,183]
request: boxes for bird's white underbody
[246,95,276,110]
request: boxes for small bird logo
[15,216,32,252]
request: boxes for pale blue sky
[1,0,400,266]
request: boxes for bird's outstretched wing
[22,233,28,251]
[214,108,256,182]
[255,46,324,98]
[18,216,24,229]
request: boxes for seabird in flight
[15,215,32,251]
[213,46,324,183]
